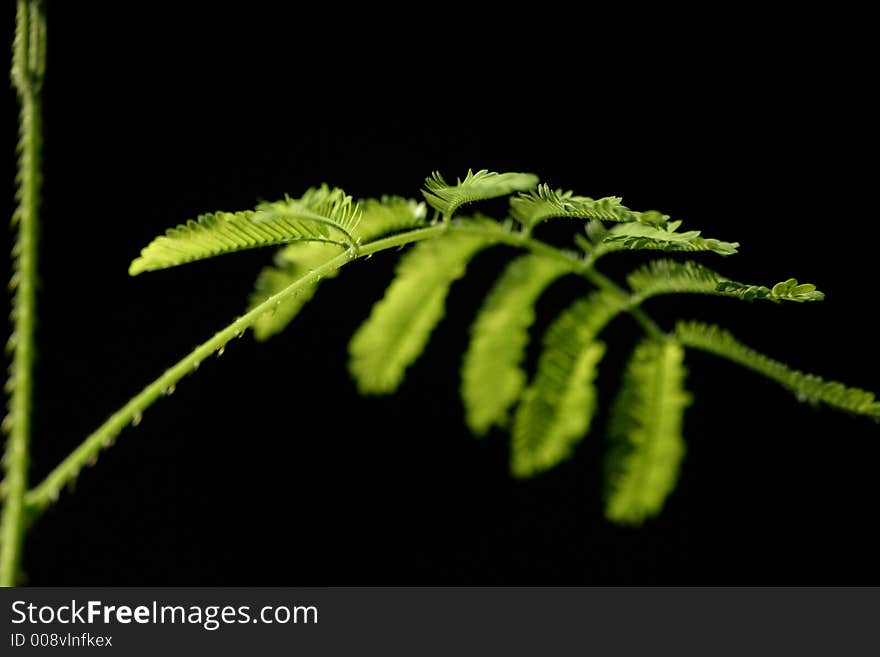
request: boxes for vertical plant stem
[1,0,45,587]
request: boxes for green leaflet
[348,226,490,394]
[461,254,570,435]
[422,169,538,218]
[509,184,641,228]
[247,196,428,341]
[715,278,824,302]
[604,339,691,525]
[249,242,344,341]
[627,259,825,303]
[588,220,739,260]
[675,321,880,417]
[511,291,624,478]
[129,185,360,275]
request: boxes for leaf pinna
[423,169,538,219]
[129,185,361,275]
[461,254,570,435]
[509,184,641,229]
[604,339,691,525]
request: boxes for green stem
[1,0,45,588]
[357,224,446,256]
[25,249,354,513]
[26,218,666,514]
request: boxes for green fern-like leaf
[589,220,739,261]
[604,339,691,525]
[422,169,538,218]
[348,225,491,394]
[627,260,825,303]
[627,259,721,297]
[510,291,625,478]
[509,184,641,228]
[129,185,360,275]
[676,321,880,417]
[461,254,570,435]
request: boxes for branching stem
[449,225,665,336]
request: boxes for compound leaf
[511,291,624,477]
[604,339,691,525]
[589,220,739,260]
[461,254,570,435]
[628,259,825,303]
[422,169,538,218]
[676,321,880,417]
[509,184,641,228]
[349,225,491,394]
[130,185,360,275]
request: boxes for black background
[4,5,878,585]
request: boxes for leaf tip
[128,258,146,276]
